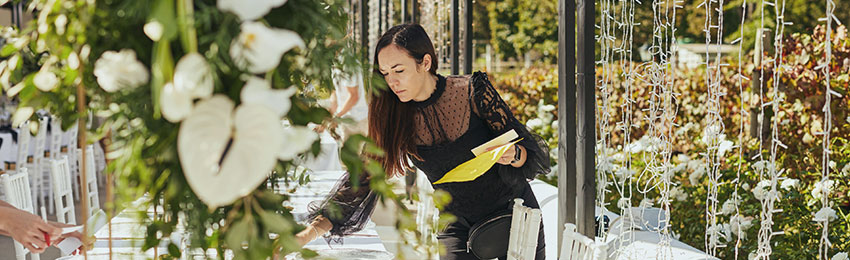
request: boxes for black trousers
[437,185,546,260]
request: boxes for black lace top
[309,72,550,237]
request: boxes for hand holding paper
[433,138,522,184]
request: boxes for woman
[299,24,550,260]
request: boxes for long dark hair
[368,24,438,177]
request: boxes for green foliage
[486,0,558,61]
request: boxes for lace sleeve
[307,171,378,238]
[470,71,551,183]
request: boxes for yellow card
[433,139,523,184]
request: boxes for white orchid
[812,207,837,222]
[239,76,296,116]
[33,70,59,92]
[93,49,149,92]
[178,95,285,208]
[230,21,305,73]
[218,0,288,21]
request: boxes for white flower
[812,179,835,201]
[721,198,737,215]
[161,53,217,123]
[230,21,305,73]
[178,95,285,208]
[144,21,164,41]
[539,104,555,112]
[669,186,688,201]
[94,49,149,92]
[161,83,194,123]
[842,163,850,177]
[748,251,758,260]
[551,120,558,131]
[218,0,288,21]
[672,163,687,173]
[813,207,838,222]
[717,140,734,157]
[527,118,544,129]
[689,166,705,184]
[676,154,690,163]
[174,53,214,99]
[278,126,318,160]
[701,124,726,145]
[781,179,800,191]
[832,252,849,260]
[11,106,34,127]
[67,52,80,70]
[33,70,59,91]
[54,14,67,35]
[829,160,837,169]
[753,180,771,201]
[239,77,296,116]
[730,215,753,240]
[803,133,815,144]
[742,182,751,190]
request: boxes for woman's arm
[296,216,333,246]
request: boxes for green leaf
[257,209,293,234]
[150,0,179,42]
[0,44,18,57]
[168,242,181,257]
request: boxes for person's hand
[295,229,314,247]
[47,222,86,246]
[0,207,61,253]
[487,144,520,165]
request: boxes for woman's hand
[487,144,526,167]
[0,206,61,253]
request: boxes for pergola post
[557,0,577,252]
[463,0,472,74]
[450,0,460,75]
[575,0,596,238]
[360,0,368,61]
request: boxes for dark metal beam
[401,0,407,23]
[463,0,473,74]
[412,0,419,24]
[450,0,459,74]
[576,0,596,238]
[557,0,576,252]
[360,0,369,61]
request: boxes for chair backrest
[49,117,62,160]
[33,117,48,161]
[50,156,76,224]
[1,169,41,260]
[507,198,542,260]
[77,145,100,216]
[559,223,607,260]
[16,125,31,170]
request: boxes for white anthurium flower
[160,83,194,123]
[218,0,288,21]
[174,53,214,99]
[230,21,305,73]
[240,76,296,116]
[93,49,149,92]
[278,126,318,161]
[812,207,838,222]
[33,70,59,92]
[178,95,285,208]
[12,106,34,126]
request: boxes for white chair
[31,117,49,215]
[77,145,100,216]
[63,124,80,200]
[558,223,607,260]
[49,117,63,161]
[50,156,76,224]
[507,198,542,260]
[1,169,41,260]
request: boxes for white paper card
[471,129,518,156]
[62,226,83,234]
[56,237,82,256]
